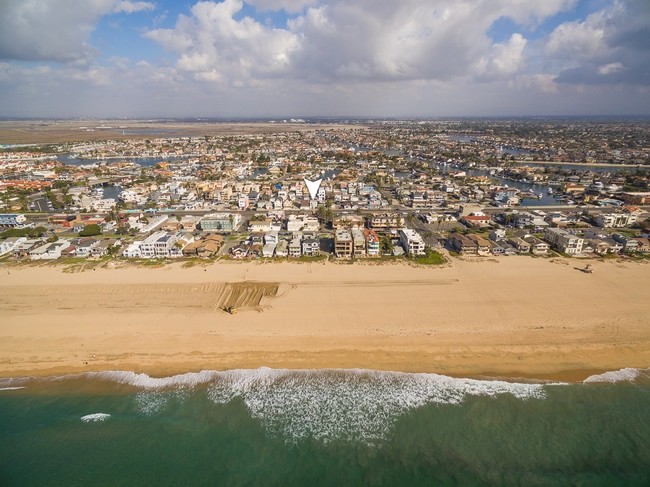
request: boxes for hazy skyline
[1,0,649,118]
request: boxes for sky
[0,0,649,118]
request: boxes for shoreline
[0,363,622,385]
[1,258,649,382]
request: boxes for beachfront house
[543,228,584,254]
[399,228,425,256]
[302,236,320,257]
[352,228,367,257]
[363,229,380,256]
[0,236,27,256]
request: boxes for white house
[399,228,426,256]
[0,236,27,255]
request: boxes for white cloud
[598,62,623,75]
[245,0,317,14]
[0,0,648,117]
[545,0,650,85]
[0,0,154,63]
[145,0,577,86]
[145,0,299,84]
[476,33,527,80]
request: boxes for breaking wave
[204,368,546,445]
[583,368,650,384]
[81,413,111,422]
[6,366,646,445]
[75,368,547,445]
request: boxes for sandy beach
[1,256,649,381]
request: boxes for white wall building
[399,228,426,256]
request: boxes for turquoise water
[1,368,650,486]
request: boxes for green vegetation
[413,248,446,265]
[79,224,102,237]
[0,226,47,239]
[379,235,394,255]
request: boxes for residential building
[524,236,550,255]
[352,228,366,257]
[275,239,289,257]
[332,214,364,230]
[543,228,584,254]
[368,213,404,230]
[620,192,650,205]
[0,213,28,228]
[302,236,320,256]
[334,229,353,258]
[200,213,240,232]
[449,234,478,254]
[286,214,319,232]
[262,242,277,258]
[289,235,302,257]
[595,212,637,228]
[363,229,380,256]
[507,237,531,254]
[399,228,425,256]
[0,236,27,255]
[466,234,492,255]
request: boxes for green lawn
[413,249,446,265]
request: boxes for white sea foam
[81,413,111,422]
[0,386,26,391]
[206,368,546,445]
[25,368,551,445]
[83,370,222,389]
[583,367,649,383]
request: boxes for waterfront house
[302,237,320,256]
[289,235,302,257]
[543,228,584,254]
[399,228,425,256]
[262,242,277,258]
[352,228,367,257]
[466,234,491,256]
[334,229,353,258]
[363,229,380,256]
[449,234,478,255]
[275,239,289,257]
[0,236,27,256]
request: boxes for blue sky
[0,0,649,117]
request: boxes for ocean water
[1,367,650,486]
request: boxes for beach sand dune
[1,258,648,381]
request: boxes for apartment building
[544,228,584,254]
[335,229,353,258]
[199,213,240,232]
[399,228,425,256]
[595,212,637,228]
[351,228,366,257]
